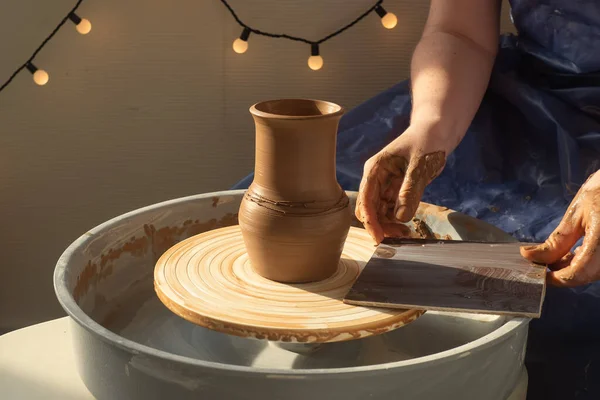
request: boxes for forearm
[409,30,497,151]
[405,0,501,152]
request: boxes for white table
[1,317,528,400]
[0,317,94,399]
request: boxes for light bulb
[375,5,397,29]
[308,55,323,71]
[233,27,251,54]
[26,62,49,86]
[381,13,397,29]
[308,43,323,71]
[233,38,248,54]
[33,70,49,86]
[69,13,92,35]
[76,18,92,34]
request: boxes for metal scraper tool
[343,237,547,318]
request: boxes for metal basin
[54,190,529,400]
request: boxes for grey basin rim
[53,189,530,377]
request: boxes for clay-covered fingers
[357,150,444,243]
[548,228,600,287]
[521,170,600,286]
[520,211,584,265]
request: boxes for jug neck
[251,115,343,202]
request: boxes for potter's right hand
[356,126,448,244]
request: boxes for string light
[308,44,323,71]
[221,0,396,71]
[374,5,397,29]
[26,63,49,86]
[0,0,87,92]
[0,0,396,93]
[68,12,92,35]
[233,27,250,54]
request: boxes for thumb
[394,152,446,222]
[394,162,428,223]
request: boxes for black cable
[0,0,85,92]
[220,0,384,45]
[317,0,384,44]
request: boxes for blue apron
[233,1,600,397]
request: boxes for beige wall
[0,0,514,332]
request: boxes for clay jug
[238,99,351,283]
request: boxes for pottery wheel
[154,225,423,343]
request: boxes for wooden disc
[154,225,423,343]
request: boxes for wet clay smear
[343,241,546,317]
[413,218,435,239]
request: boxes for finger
[380,178,403,218]
[394,152,445,222]
[550,225,600,287]
[379,200,394,220]
[382,176,403,203]
[520,216,583,265]
[394,163,428,223]
[380,158,405,218]
[381,222,412,238]
[548,252,574,271]
[357,171,384,244]
[355,171,371,222]
[355,196,363,222]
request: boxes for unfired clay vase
[238,99,351,283]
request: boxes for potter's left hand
[521,170,600,287]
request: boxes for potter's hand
[355,127,447,244]
[521,170,600,287]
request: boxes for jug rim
[250,98,344,120]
